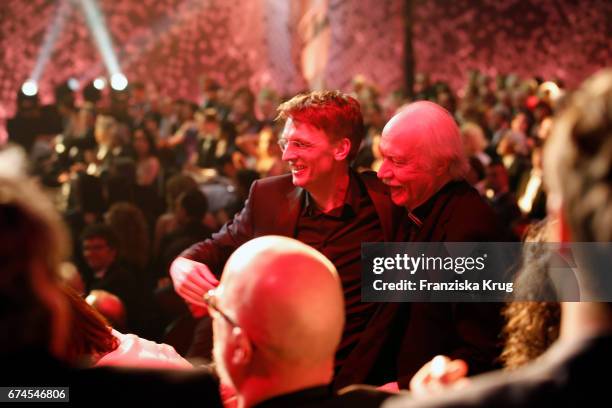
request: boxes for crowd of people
[2,66,610,406]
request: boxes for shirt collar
[302,170,362,218]
[410,180,461,228]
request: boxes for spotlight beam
[77,0,211,85]
[30,0,73,82]
[77,0,122,77]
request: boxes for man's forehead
[282,117,302,134]
[284,117,316,130]
[381,120,423,154]
[282,117,328,139]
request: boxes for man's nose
[281,145,297,161]
[377,159,391,179]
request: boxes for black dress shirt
[296,173,384,370]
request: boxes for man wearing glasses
[171,90,404,387]
[204,235,391,407]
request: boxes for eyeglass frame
[203,288,240,328]
[277,137,316,152]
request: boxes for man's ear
[333,138,351,161]
[231,327,252,365]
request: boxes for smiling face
[377,101,467,210]
[82,237,116,272]
[377,126,439,209]
[279,118,345,192]
[133,129,151,157]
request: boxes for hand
[188,303,209,319]
[410,355,469,397]
[170,257,219,309]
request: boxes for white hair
[402,101,470,180]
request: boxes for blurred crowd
[4,70,560,343]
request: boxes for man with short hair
[376,101,506,387]
[81,223,145,334]
[81,224,120,283]
[171,90,404,386]
[383,69,612,408]
[208,235,391,407]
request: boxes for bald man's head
[212,236,344,391]
[378,101,469,209]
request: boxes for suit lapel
[269,185,303,237]
[359,173,395,241]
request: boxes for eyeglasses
[203,289,239,328]
[277,138,314,152]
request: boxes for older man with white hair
[382,68,612,408]
[375,101,507,389]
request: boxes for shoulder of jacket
[249,174,295,197]
[357,170,388,192]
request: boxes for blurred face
[133,130,150,157]
[82,237,116,272]
[511,113,528,133]
[232,96,251,117]
[486,110,501,129]
[144,118,158,134]
[179,103,194,121]
[377,124,439,209]
[279,118,342,192]
[131,88,146,104]
[94,117,113,145]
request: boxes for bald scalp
[383,100,469,180]
[221,236,344,366]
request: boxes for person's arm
[96,329,193,369]
[169,180,258,309]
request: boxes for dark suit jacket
[334,181,506,389]
[382,334,612,408]
[181,171,404,275]
[90,261,157,337]
[506,155,531,194]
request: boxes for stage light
[21,80,38,96]
[93,77,106,90]
[67,78,79,91]
[110,73,128,91]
